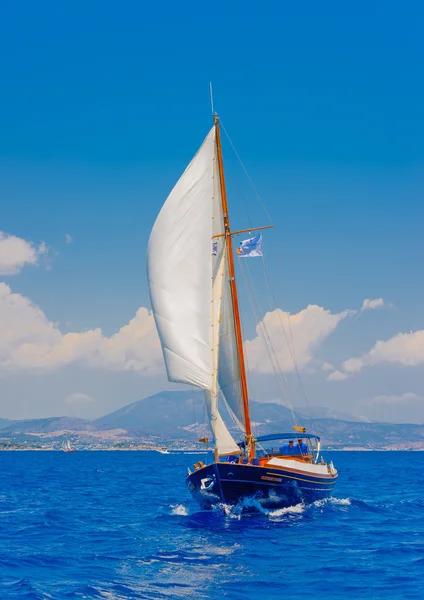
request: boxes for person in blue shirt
[295,438,309,455]
[279,440,295,455]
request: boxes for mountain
[96,391,208,438]
[95,391,295,438]
[0,416,104,435]
[0,418,17,430]
[2,391,424,449]
[95,392,424,449]
[296,405,364,422]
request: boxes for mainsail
[147,126,243,455]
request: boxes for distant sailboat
[147,111,338,510]
[62,438,75,453]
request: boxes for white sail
[208,245,241,455]
[147,127,215,389]
[62,438,73,451]
[218,259,245,431]
[147,127,240,455]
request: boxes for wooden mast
[214,114,254,457]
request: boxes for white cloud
[327,369,349,381]
[65,392,96,404]
[1,285,387,383]
[0,282,164,374]
[65,234,73,245]
[361,298,385,312]
[370,393,422,404]
[245,304,353,374]
[342,330,424,375]
[0,231,47,275]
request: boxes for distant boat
[156,448,170,454]
[62,438,75,453]
[147,110,338,510]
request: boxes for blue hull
[186,461,337,510]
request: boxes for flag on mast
[236,233,263,257]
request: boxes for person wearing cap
[294,438,309,455]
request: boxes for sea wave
[1,451,423,600]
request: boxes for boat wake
[169,496,352,522]
[219,496,352,520]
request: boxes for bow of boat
[186,457,338,510]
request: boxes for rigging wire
[229,156,254,231]
[260,256,319,435]
[239,301,258,440]
[219,122,254,231]
[221,118,317,432]
[220,120,274,226]
[209,82,215,116]
[238,254,299,427]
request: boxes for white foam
[219,498,306,520]
[171,504,189,516]
[192,495,352,520]
[312,497,351,509]
[206,544,241,556]
[330,497,351,506]
[268,503,305,518]
[219,503,242,519]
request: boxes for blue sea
[0,451,423,600]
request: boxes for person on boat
[280,440,295,455]
[294,438,309,455]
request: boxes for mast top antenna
[209,82,217,120]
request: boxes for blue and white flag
[236,233,263,258]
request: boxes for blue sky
[1,1,424,423]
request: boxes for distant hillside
[308,417,424,449]
[96,391,208,438]
[0,418,16,430]
[95,390,295,438]
[1,391,424,449]
[0,416,104,435]
[297,405,363,422]
[95,391,424,449]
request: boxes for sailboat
[62,438,75,453]
[147,112,338,510]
